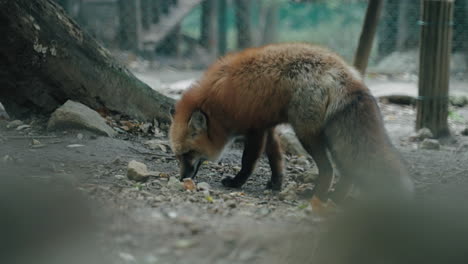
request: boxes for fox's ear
[188,110,207,136]
[169,105,176,120]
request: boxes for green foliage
[448,110,464,123]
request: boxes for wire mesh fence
[56,0,468,76]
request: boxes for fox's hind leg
[221,130,266,188]
[265,128,284,191]
[306,135,334,202]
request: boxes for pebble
[16,124,31,131]
[2,155,13,163]
[174,239,197,249]
[67,144,85,148]
[77,133,84,140]
[114,174,126,180]
[118,252,136,262]
[127,160,150,182]
[6,120,23,129]
[197,182,211,191]
[167,176,184,191]
[410,128,433,142]
[419,138,440,150]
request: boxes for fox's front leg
[221,130,266,188]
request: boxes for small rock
[77,133,84,140]
[302,171,319,183]
[197,182,211,191]
[183,178,196,191]
[127,160,150,182]
[144,139,169,152]
[410,128,433,142]
[30,139,46,149]
[16,124,31,131]
[2,155,13,163]
[278,182,298,201]
[66,144,85,148]
[167,176,184,191]
[167,211,178,219]
[118,252,136,262]
[140,123,152,134]
[419,138,440,150]
[6,120,23,129]
[146,171,161,177]
[114,174,126,180]
[294,156,310,166]
[47,100,116,137]
[174,239,196,249]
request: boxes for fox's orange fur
[169,43,414,202]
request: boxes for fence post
[353,0,384,75]
[416,0,454,138]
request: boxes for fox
[169,43,414,205]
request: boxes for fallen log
[0,0,174,125]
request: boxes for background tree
[200,0,218,57]
[0,0,173,123]
[234,0,253,49]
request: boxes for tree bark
[396,0,420,51]
[200,0,218,57]
[378,0,399,59]
[261,1,279,45]
[0,0,174,124]
[217,0,227,56]
[416,0,453,137]
[354,0,384,75]
[234,0,252,49]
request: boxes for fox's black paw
[266,180,282,191]
[221,177,243,188]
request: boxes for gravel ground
[1,99,468,263]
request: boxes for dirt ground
[2,83,468,264]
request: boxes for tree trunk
[0,0,174,124]
[396,0,420,51]
[261,1,279,45]
[141,0,152,31]
[416,0,453,138]
[118,0,143,52]
[217,0,228,56]
[151,0,161,24]
[200,0,218,57]
[234,0,252,49]
[377,0,399,59]
[354,0,384,75]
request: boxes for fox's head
[169,107,225,180]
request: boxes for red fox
[169,43,413,204]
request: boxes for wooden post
[234,0,252,49]
[118,0,142,52]
[353,0,384,75]
[218,0,227,56]
[416,0,454,137]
